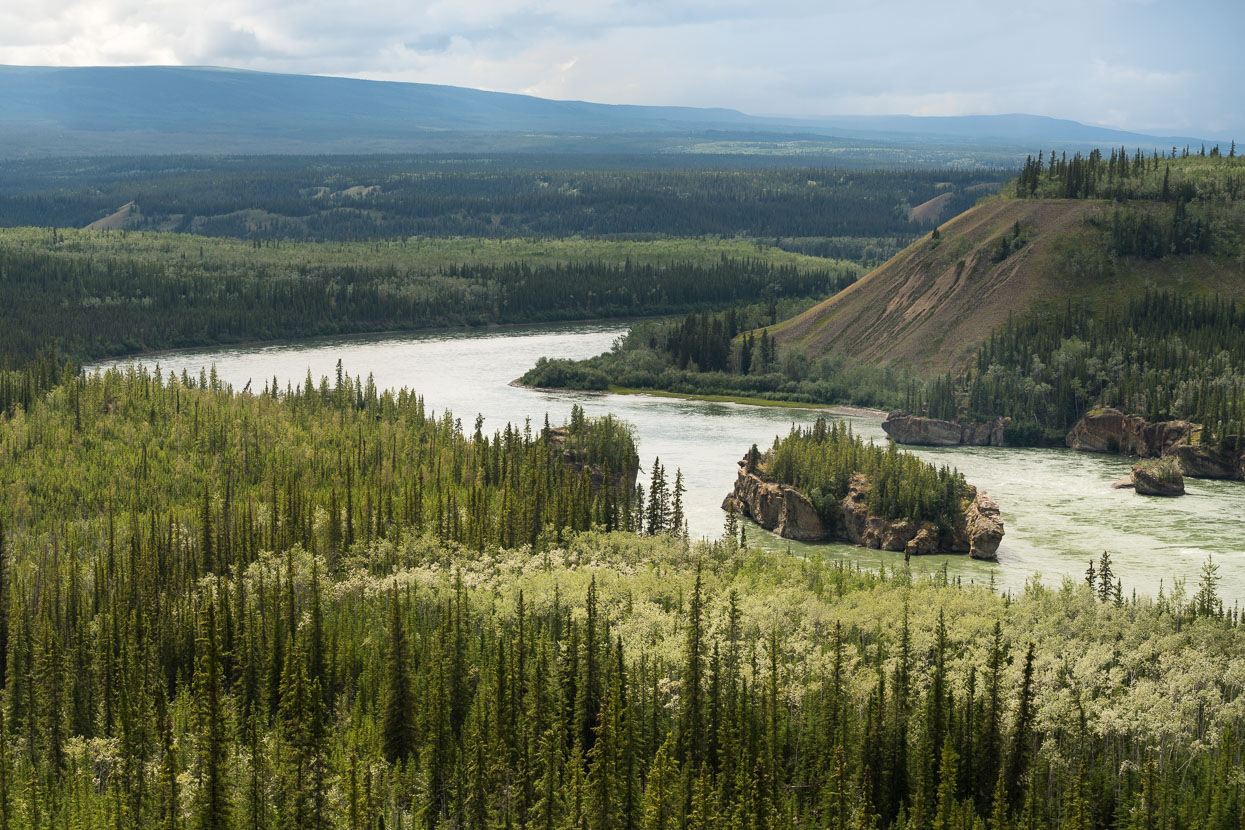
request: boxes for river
[91,321,1245,601]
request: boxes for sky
[1,0,1241,137]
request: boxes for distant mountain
[0,65,1213,158]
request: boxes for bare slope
[768,197,1245,375]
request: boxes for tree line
[0,234,854,362]
[913,290,1245,446]
[0,158,998,242]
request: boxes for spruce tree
[381,589,417,764]
[192,600,231,830]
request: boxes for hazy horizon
[1,0,1240,139]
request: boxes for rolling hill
[0,64,1213,158]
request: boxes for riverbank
[86,317,645,369]
[512,378,889,418]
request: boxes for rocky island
[723,420,1004,559]
[1067,406,1244,483]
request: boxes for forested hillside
[0,228,856,362]
[527,153,1245,426]
[0,360,1243,827]
[915,291,1245,445]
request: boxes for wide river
[93,322,1245,601]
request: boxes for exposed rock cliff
[1066,409,1245,483]
[1065,407,1192,457]
[721,470,826,541]
[882,412,1010,447]
[723,462,1005,560]
[964,493,1004,558]
[1169,442,1243,480]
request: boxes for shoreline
[82,316,643,368]
[509,379,888,419]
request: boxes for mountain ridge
[0,64,1217,157]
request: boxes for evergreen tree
[382,588,417,763]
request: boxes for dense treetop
[0,360,1242,827]
[765,418,974,528]
[0,228,856,362]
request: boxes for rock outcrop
[1169,443,1239,480]
[964,493,1004,559]
[1065,407,1192,456]
[1130,459,1185,497]
[882,412,1011,447]
[724,462,1004,560]
[547,427,639,494]
[721,469,825,541]
[1067,410,1245,484]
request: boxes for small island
[724,418,1004,559]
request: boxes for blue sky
[1,0,1241,137]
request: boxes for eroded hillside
[769,196,1245,374]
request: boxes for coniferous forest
[0,229,856,362]
[0,359,1242,829]
[1,142,1244,830]
[522,301,908,409]
[913,291,1245,445]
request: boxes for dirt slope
[768,197,1244,375]
[85,201,142,230]
[907,192,954,224]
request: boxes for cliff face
[1065,407,1193,457]
[882,412,1011,447]
[1065,408,1244,482]
[722,464,1004,560]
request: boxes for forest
[912,291,1245,446]
[1014,144,1241,203]
[526,153,1245,436]
[0,228,856,362]
[521,301,908,410]
[0,358,1243,828]
[0,157,996,242]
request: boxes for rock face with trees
[882,412,1011,446]
[722,420,1004,559]
[1065,406,1245,487]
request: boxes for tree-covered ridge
[0,158,995,241]
[764,418,973,528]
[1,363,640,560]
[1014,145,1242,202]
[0,227,857,361]
[915,291,1245,446]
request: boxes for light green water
[91,321,1245,600]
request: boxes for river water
[92,322,1245,601]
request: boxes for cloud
[0,0,1240,136]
